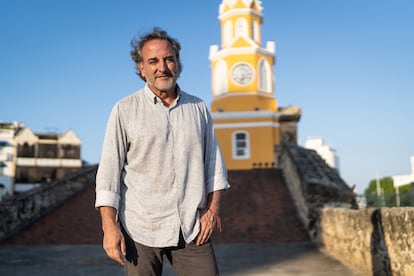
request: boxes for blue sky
[1,0,413,194]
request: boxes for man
[95,27,230,276]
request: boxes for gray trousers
[121,224,219,276]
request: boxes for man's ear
[138,63,145,79]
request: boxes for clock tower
[210,0,300,170]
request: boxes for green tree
[365,177,394,207]
[396,184,413,206]
[364,177,413,207]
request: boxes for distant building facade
[0,121,82,197]
[304,137,339,171]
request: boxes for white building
[391,156,414,207]
[0,121,23,197]
[304,137,340,171]
[392,156,414,187]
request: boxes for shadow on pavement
[0,243,360,276]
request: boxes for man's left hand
[195,208,217,245]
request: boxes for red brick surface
[2,169,309,245]
[213,169,310,243]
[2,183,103,245]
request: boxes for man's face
[139,39,180,94]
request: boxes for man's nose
[158,61,169,71]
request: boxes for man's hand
[102,223,126,265]
[196,208,217,245]
[100,206,126,265]
[196,190,224,245]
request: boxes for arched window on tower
[232,131,250,159]
[213,60,228,96]
[235,18,248,37]
[258,59,271,93]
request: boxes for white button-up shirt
[95,85,230,247]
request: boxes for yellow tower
[210,0,300,170]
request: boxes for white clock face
[231,63,254,86]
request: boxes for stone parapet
[277,142,414,275]
[279,142,356,240]
[318,207,414,276]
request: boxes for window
[38,143,58,158]
[232,131,250,159]
[0,162,5,175]
[235,18,247,37]
[18,142,35,157]
[60,144,80,159]
[213,60,228,96]
[258,59,271,93]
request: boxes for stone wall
[279,143,414,275]
[318,207,414,276]
[0,165,97,241]
[279,143,356,239]
[278,143,310,230]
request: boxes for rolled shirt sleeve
[95,103,128,210]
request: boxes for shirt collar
[144,84,182,106]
